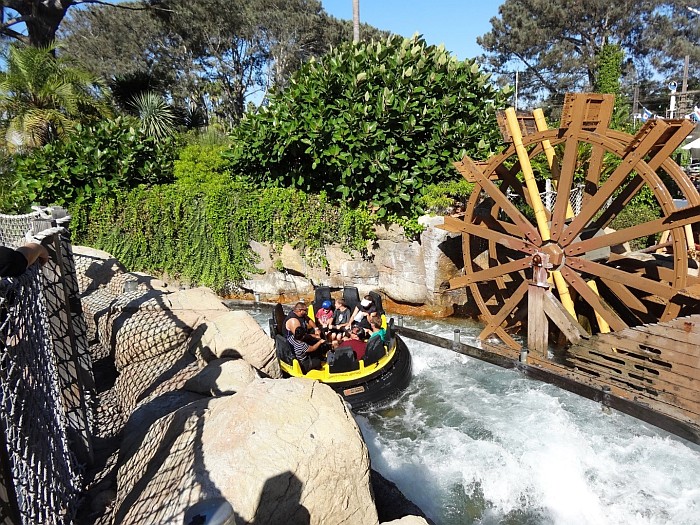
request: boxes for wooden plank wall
[564,314,700,426]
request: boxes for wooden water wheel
[442,93,700,351]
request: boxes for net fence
[0,208,93,525]
[506,182,585,216]
[0,212,35,248]
[0,268,82,524]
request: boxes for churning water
[245,304,700,525]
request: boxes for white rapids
[246,305,700,525]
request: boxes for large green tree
[478,0,700,103]
[0,1,156,47]
[225,35,511,217]
[59,0,388,126]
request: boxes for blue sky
[319,0,501,60]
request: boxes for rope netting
[0,208,92,525]
[0,268,82,524]
[0,211,36,248]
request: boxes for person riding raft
[284,302,326,372]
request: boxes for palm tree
[130,91,177,140]
[0,43,111,151]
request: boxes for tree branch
[69,0,170,12]
[512,51,559,94]
[0,25,29,43]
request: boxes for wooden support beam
[541,290,589,344]
[527,282,548,356]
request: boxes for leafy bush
[225,34,510,218]
[609,202,661,251]
[71,179,377,292]
[7,117,179,211]
[418,179,475,215]
[174,143,230,186]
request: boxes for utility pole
[352,0,360,43]
[678,55,691,117]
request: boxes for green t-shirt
[369,328,386,341]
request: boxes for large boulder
[382,517,431,525]
[184,358,259,396]
[204,379,376,524]
[157,287,229,318]
[113,378,377,525]
[112,397,210,525]
[375,238,428,304]
[73,246,125,295]
[114,346,196,415]
[80,287,119,345]
[110,306,200,371]
[191,309,281,378]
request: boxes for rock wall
[73,247,430,525]
[241,216,468,317]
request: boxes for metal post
[397,316,404,328]
[253,292,261,303]
[453,329,460,344]
[520,348,528,364]
[601,386,612,414]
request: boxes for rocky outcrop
[191,309,281,379]
[382,517,431,525]
[241,216,467,316]
[183,358,258,396]
[74,247,428,525]
[112,379,378,525]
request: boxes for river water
[243,304,700,525]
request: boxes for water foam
[245,305,700,524]
[360,327,700,525]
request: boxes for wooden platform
[561,314,700,425]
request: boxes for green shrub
[174,143,230,186]
[609,202,661,251]
[418,179,475,215]
[71,180,377,292]
[7,117,179,211]
[224,34,510,218]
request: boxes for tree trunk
[352,0,360,43]
[10,1,70,48]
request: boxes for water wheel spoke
[598,278,649,318]
[460,159,542,246]
[566,256,676,299]
[550,136,579,240]
[477,212,534,240]
[661,302,682,322]
[565,205,700,256]
[479,280,528,344]
[443,216,537,254]
[559,266,628,331]
[449,258,531,289]
[587,175,644,236]
[498,152,552,221]
[497,164,528,202]
[582,146,605,206]
[607,252,692,287]
[559,123,672,246]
